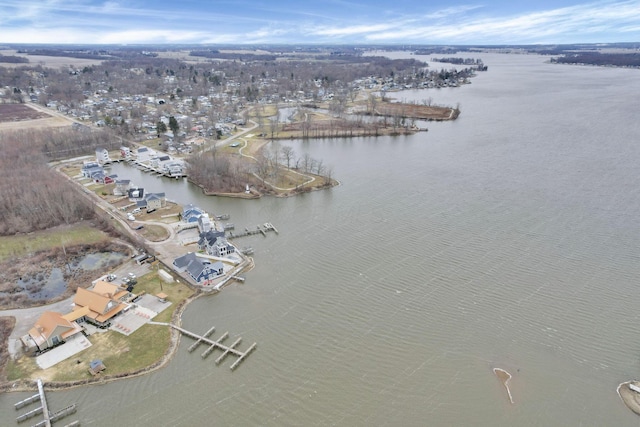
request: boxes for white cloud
[0,0,639,44]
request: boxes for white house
[198,214,212,233]
[95,148,110,165]
[136,147,153,163]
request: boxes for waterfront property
[135,192,166,211]
[95,147,110,165]
[182,203,206,223]
[22,312,83,355]
[72,283,128,328]
[113,179,131,196]
[81,161,104,181]
[198,214,212,233]
[173,252,224,285]
[198,230,235,258]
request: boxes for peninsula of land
[0,45,478,390]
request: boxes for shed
[89,359,106,375]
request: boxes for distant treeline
[0,55,29,64]
[551,52,640,67]
[431,57,487,70]
[18,49,112,60]
[190,50,279,61]
[16,48,158,60]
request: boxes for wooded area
[551,52,640,67]
[0,129,103,235]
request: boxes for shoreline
[493,367,514,404]
[0,289,205,393]
[617,381,640,416]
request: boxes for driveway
[1,297,77,358]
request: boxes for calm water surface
[2,53,640,426]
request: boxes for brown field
[0,104,49,122]
[0,103,74,130]
[374,102,457,121]
[0,49,105,69]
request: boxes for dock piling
[162,323,256,369]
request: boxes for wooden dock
[227,223,278,240]
[150,322,256,370]
[14,379,78,426]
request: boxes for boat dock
[14,379,78,426]
[150,322,256,370]
[227,223,278,239]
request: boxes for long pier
[14,379,78,426]
[227,223,278,240]
[150,322,256,370]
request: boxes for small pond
[2,251,128,301]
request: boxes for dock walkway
[227,223,278,239]
[150,322,256,369]
[14,379,78,426]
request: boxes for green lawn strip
[0,224,109,262]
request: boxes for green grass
[6,271,195,382]
[0,223,109,262]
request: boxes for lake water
[3,52,640,426]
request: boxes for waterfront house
[72,286,127,328]
[81,161,103,179]
[95,147,110,165]
[135,192,166,211]
[163,160,184,176]
[198,214,212,233]
[197,230,225,251]
[213,238,235,257]
[101,174,117,185]
[150,154,171,169]
[114,179,131,196]
[182,204,206,222]
[120,146,131,158]
[198,230,235,258]
[173,252,224,285]
[92,280,129,300]
[136,147,152,162]
[23,311,83,354]
[128,187,144,201]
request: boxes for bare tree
[281,146,295,169]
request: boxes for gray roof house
[182,204,206,223]
[135,192,166,210]
[198,230,235,258]
[172,252,224,285]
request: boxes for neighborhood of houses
[20,146,254,370]
[17,194,249,369]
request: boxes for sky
[0,0,639,45]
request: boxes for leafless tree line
[186,149,250,193]
[0,130,96,235]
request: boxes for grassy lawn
[138,202,182,223]
[60,165,82,178]
[137,223,169,241]
[6,272,194,382]
[138,138,163,148]
[0,223,110,262]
